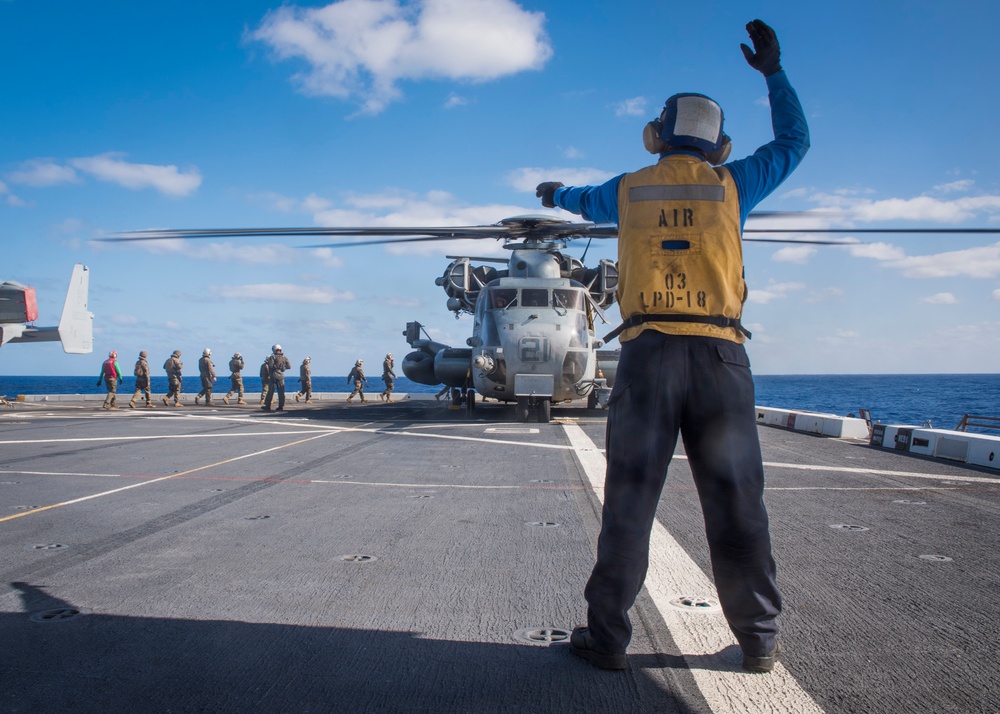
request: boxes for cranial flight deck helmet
[642,93,732,165]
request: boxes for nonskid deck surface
[1,399,998,713]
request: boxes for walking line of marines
[97,347,397,409]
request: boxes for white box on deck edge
[756,406,871,440]
[871,424,1000,470]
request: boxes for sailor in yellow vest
[536,20,808,674]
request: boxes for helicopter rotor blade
[301,234,484,249]
[105,226,516,242]
[103,210,1000,251]
[742,237,862,245]
[744,227,1000,235]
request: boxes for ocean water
[2,373,998,433]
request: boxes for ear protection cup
[642,119,667,154]
[706,133,732,165]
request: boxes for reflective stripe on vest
[614,155,747,343]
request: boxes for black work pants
[584,330,780,657]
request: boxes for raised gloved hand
[535,182,564,209]
[740,19,782,76]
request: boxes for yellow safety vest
[614,154,747,343]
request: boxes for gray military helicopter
[112,215,999,422]
[0,263,93,353]
[397,215,620,422]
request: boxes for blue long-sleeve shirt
[553,70,809,229]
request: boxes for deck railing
[954,414,1000,432]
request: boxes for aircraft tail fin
[57,264,93,354]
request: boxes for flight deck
[1,398,998,713]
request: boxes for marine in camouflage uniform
[195,348,217,405]
[224,353,246,405]
[347,359,368,403]
[259,359,270,404]
[263,344,291,411]
[97,350,123,409]
[162,350,183,407]
[129,351,155,408]
[295,357,312,403]
[380,353,396,402]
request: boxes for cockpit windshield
[490,288,518,310]
[553,289,584,311]
[521,289,548,308]
[487,287,586,312]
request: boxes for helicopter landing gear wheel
[465,390,476,417]
[516,396,531,423]
[536,397,551,424]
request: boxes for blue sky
[2,0,999,376]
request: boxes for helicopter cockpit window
[521,288,549,308]
[553,289,584,311]
[490,288,518,310]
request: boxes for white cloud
[138,239,297,266]
[444,92,468,109]
[848,242,907,261]
[804,286,844,304]
[817,328,861,346]
[250,0,552,114]
[378,296,422,308]
[308,248,345,268]
[562,146,583,160]
[6,159,79,187]
[70,153,202,197]
[890,242,1000,279]
[993,288,1000,301]
[110,315,141,326]
[747,281,804,304]
[803,189,1000,225]
[932,179,974,194]
[613,97,647,117]
[845,239,1000,279]
[506,166,616,193]
[209,283,355,303]
[771,245,816,263]
[850,195,1000,223]
[920,292,959,304]
[0,180,25,206]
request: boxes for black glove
[535,182,564,209]
[118,378,123,384]
[96,380,102,386]
[740,19,782,76]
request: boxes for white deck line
[563,423,824,714]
